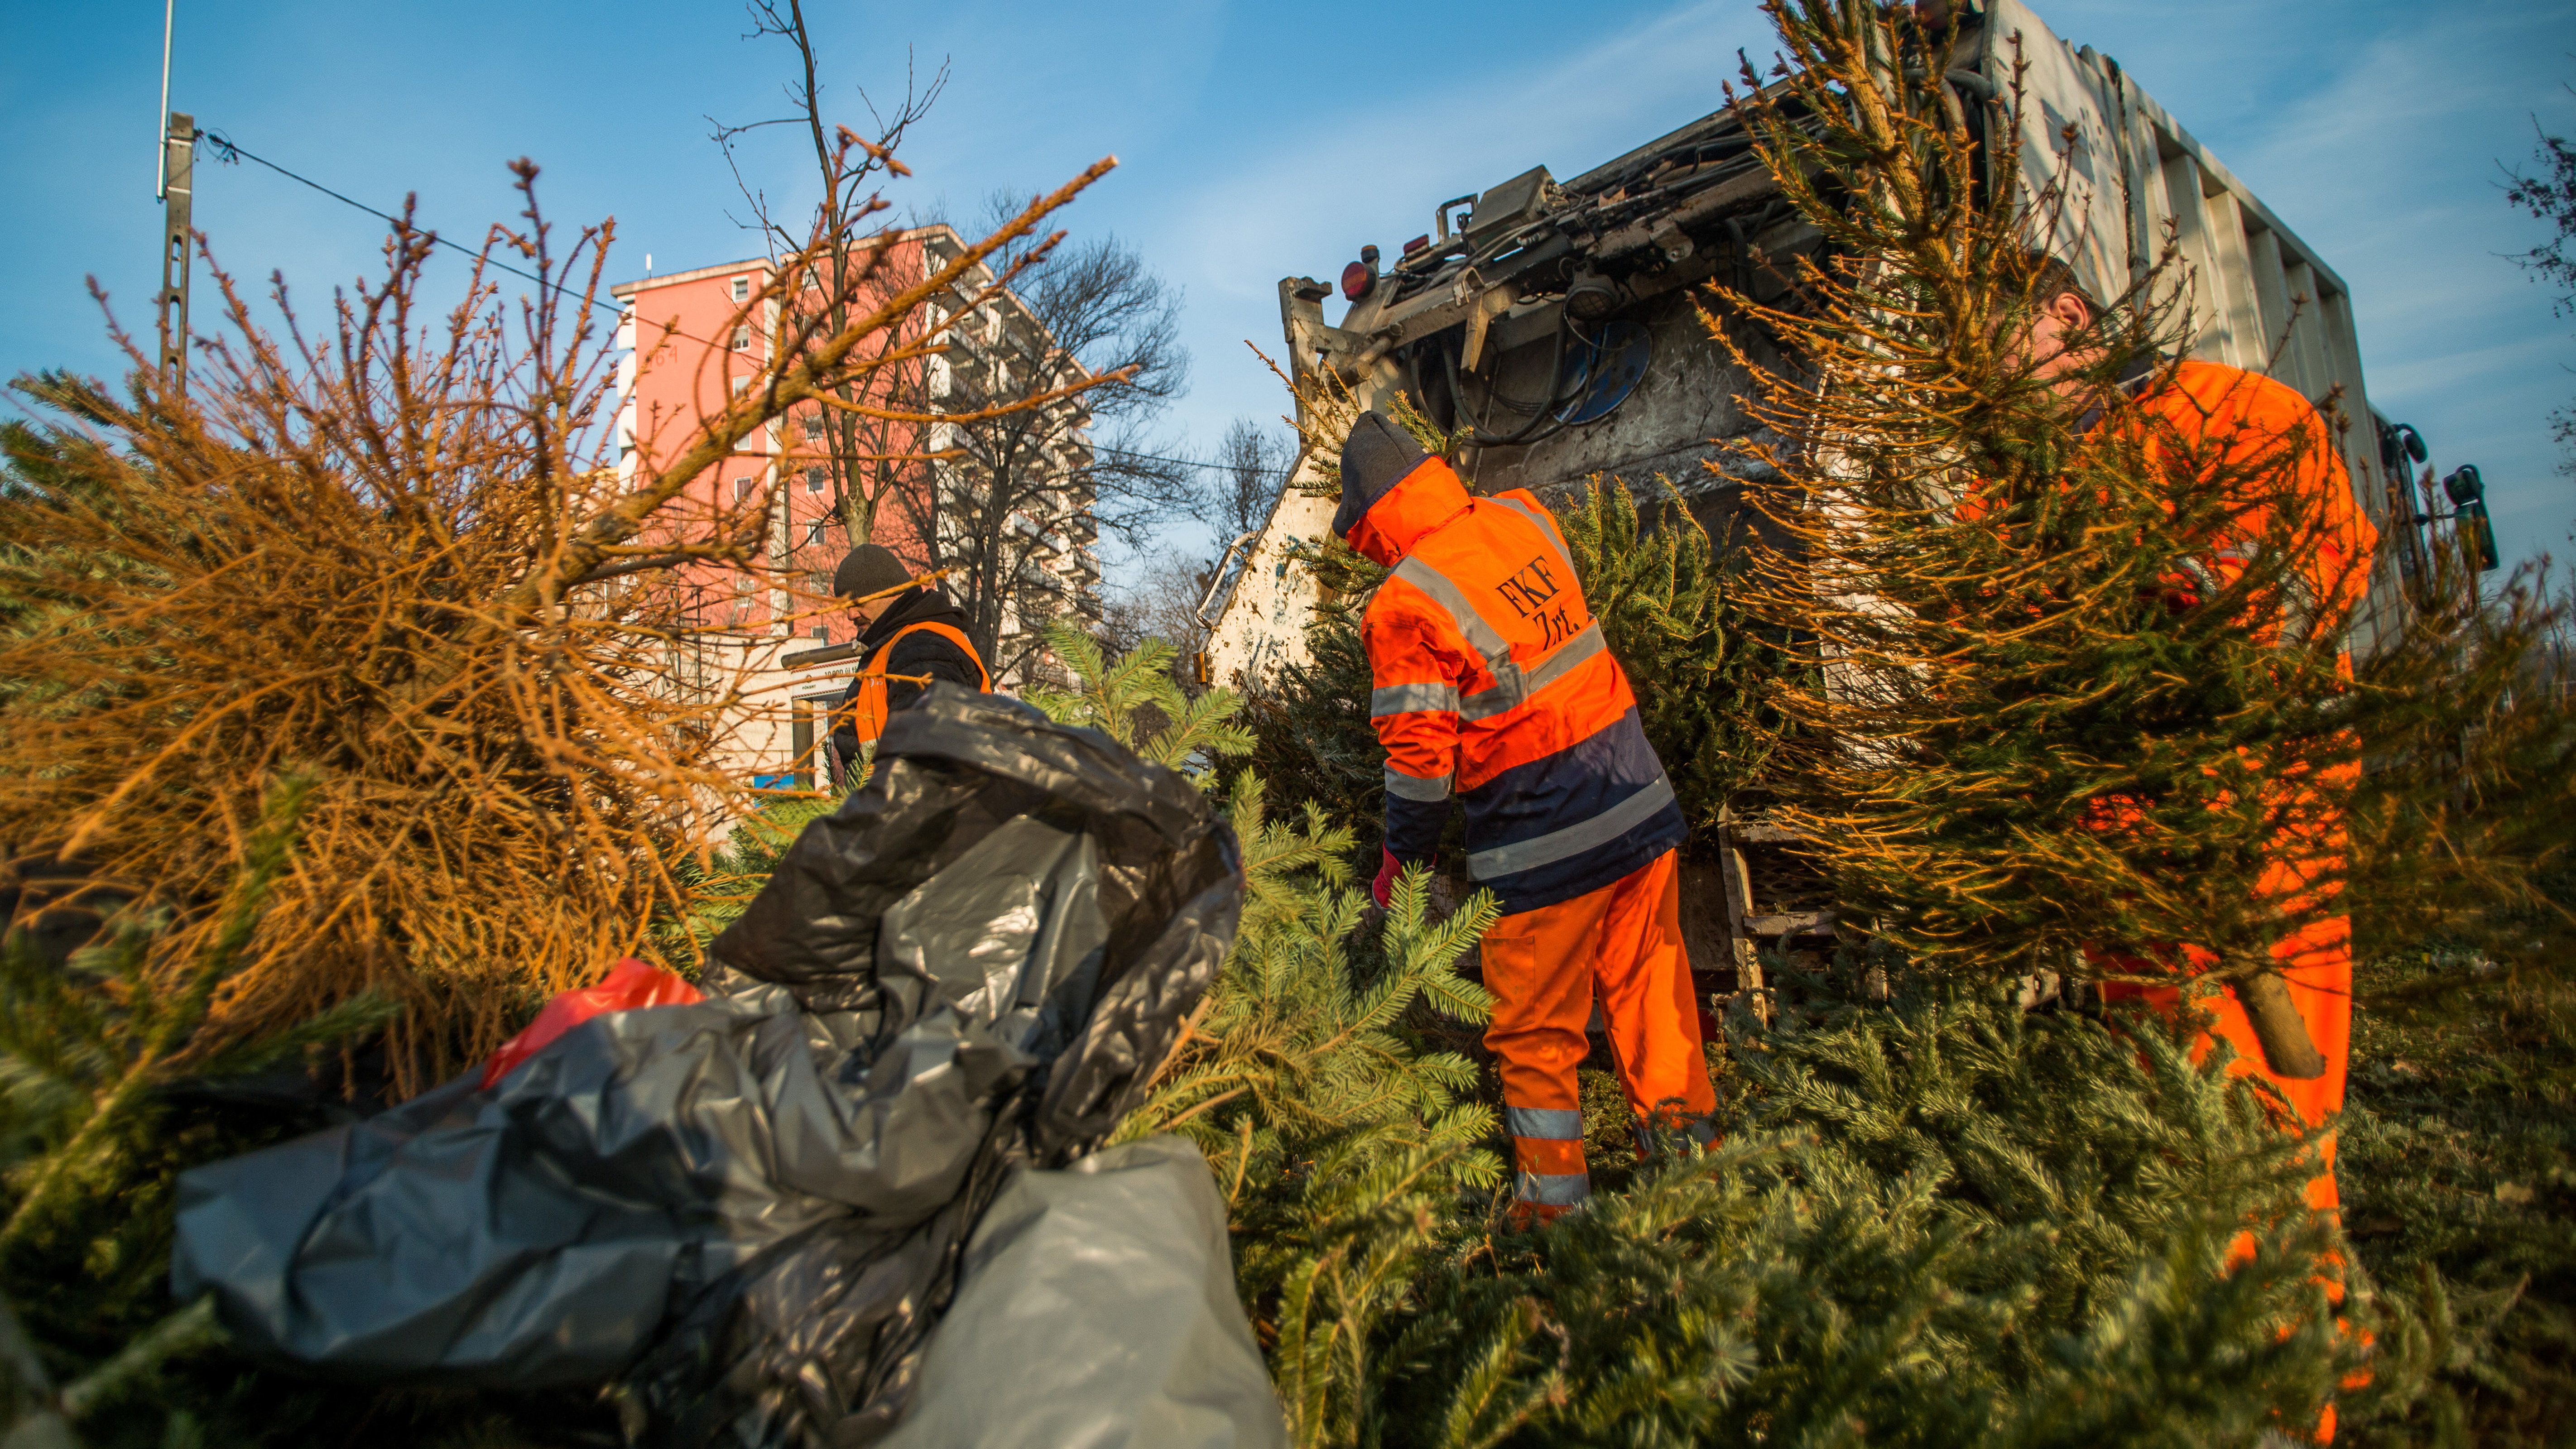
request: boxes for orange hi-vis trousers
[2102,913,2358,1443]
[2100,914,2352,1220]
[1481,849,1716,1217]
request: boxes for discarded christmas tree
[1043,626,2403,1448]
[0,144,1122,1094]
[1705,0,2572,1011]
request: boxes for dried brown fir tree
[0,139,1121,1094]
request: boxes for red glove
[1372,847,1403,908]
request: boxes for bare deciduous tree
[713,1,951,558]
[897,193,1194,685]
[1203,416,1293,547]
[1098,551,1220,664]
[2504,81,2576,474]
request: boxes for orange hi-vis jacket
[846,620,989,747]
[2087,360,2378,1240]
[2095,358,2379,939]
[1350,455,1686,914]
[2117,358,2377,648]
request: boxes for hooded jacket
[1348,455,1685,914]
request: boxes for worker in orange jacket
[1335,410,1713,1225]
[2013,264,2375,1206]
[828,544,991,781]
[2014,262,2377,1440]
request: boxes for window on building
[735,477,756,502]
[731,326,751,351]
[807,519,830,546]
[731,375,748,395]
[731,276,750,303]
[805,466,826,493]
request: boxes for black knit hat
[832,543,915,602]
[1332,410,1429,540]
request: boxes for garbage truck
[1200,0,2487,1004]
[1204,0,2479,691]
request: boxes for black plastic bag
[172,687,1245,1444]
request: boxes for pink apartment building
[609,227,1096,792]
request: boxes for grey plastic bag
[169,984,948,1384]
[171,687,1247,1445]
[881,1135,1286,1449]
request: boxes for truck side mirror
[2379,420,2428,472]
[2461,499,2501,572]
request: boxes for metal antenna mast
[154,0,193,392]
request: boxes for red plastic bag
[481,958,704,1089]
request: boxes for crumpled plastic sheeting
[880,1136,1287,1449]
[170,983,980,1384]
[171,687,1249,1445]
[719,686,1240,1156]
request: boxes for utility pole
[157,110,195,390]
[154,0,191,391]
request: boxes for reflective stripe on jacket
[846,620,989,747]
[1349,455,1685,914]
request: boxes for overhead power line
[198,129,601,309]
[190,130,1279,485]
[1093,446,1252,475]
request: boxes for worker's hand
[1371,847,1403,909]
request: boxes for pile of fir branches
[0,115,1135,1449]
[169,621,2424,1449]
[2338,945,2576,1446]
[1043,632,2422,1449]
[1553,475,1779,835]
[0,782,473,1449]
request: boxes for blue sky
[4,0,2571,581]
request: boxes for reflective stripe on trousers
[1630,1109,1718,1160]
[1504,1104,1590,1207]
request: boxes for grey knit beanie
[832,543,915,602]
[1332,411,1429,540]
